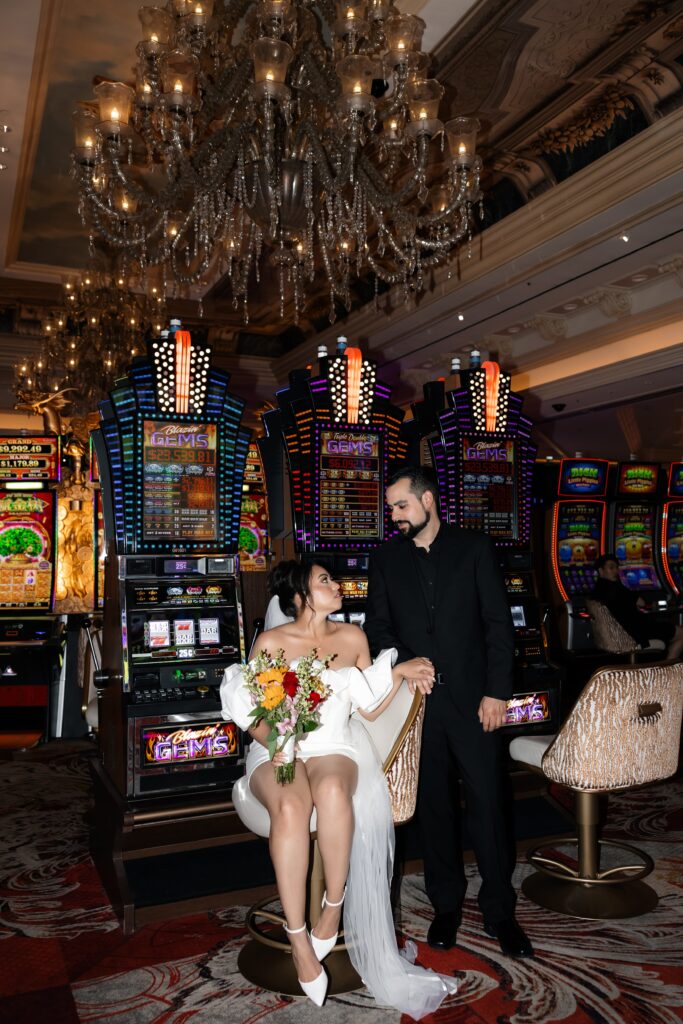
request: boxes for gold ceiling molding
[534,85,635,155]
[5,0,63,268]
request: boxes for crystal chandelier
[72,0,482,325]
[14,271,167,415]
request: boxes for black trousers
[417,686,517,923]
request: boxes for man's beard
[397,508,431,540]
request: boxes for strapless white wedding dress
[221,651,457,1020]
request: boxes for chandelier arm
[297,46,341,104]
[415,199,470,231]
[295,121,347,193]
[85,193,171,253]
[357,133,430,209]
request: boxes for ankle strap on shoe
[284,922,307,934]
[323,888,346,908]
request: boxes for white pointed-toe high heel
[284,922,328,1006]
[310,888,346,962]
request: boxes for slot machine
[608,462,669,609]
[261,339,407,623]
[549,458,609,650]
[0,433,64,747]
[661,462,683,616]
[92,329,250,803]
[429,359,560,733]
[238,442,270,650]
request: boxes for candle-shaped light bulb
[143,82,152,94]
[150,32,159,42]
[419,108,427,119]
[84,136,93,148]
[173,79,183,93]
[111,107,119,121]
[459,142,467,156]
[266,70,274,81]
[346,6,355,17]
[397,40,405,49]
[353,81,362,94]
[390,119,398,130]
[122,196,129,210]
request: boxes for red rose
[282,671,299,698]
[308,691,322,708]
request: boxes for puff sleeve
[220,663,254,731]
[328,648,397,713]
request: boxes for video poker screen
[142,420,218,543]
[317,429,382,543]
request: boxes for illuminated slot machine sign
[432,362,536,546]
[97,332,249,557]
[239,443,269,571]
[662,463,683,596]
[142,421,218,543]
[0,436,60,610]
[263,344,407,554]
[317,428,383,547]
[551,458,608,601]
[613,463,660,591]
[460,434,517,540]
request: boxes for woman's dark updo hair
[268,559,332,618]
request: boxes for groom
[364,465,534,958]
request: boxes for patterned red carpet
[1,744,682,1024]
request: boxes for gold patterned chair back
[541,661,683,791]
[356,682,426,825]
[585,598,638,654]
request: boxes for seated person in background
[593,554,683,660]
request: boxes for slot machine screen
[0,436,59,482]
[317,429,382,544]
[664,503,683,593]
[0,490,55,609]
[337,577,368,602]
[510,605,526,628]
[614,504,658,589]
[460,435,517,540]
[553,500,603,596]
[142,421,218,543]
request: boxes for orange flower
[257,668,286,687]
[262,682,285,710]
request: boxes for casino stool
[509,661,683,919]
[231,679,426,996]
[584,599,666,665]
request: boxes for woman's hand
[394,656,435,695]
[272,742,299,765]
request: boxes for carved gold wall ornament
[533,86,636,154]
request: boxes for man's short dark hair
[387,464,440,503]
[595,553,618,571]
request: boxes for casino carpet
[0,744,682,1024]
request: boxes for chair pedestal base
[522,872,659,919]
[238,929,362,995]
[239,895,362,996]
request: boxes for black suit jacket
[364,525,514,715]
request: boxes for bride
[221,559,457,1018]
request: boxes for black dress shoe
[427,911,460,950]
[484,918,534,958]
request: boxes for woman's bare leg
[305,755,358,940]
[250,761,320,982]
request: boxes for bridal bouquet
[243,648,334,784]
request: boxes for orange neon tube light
[175,330,192,413]
[345,346,362,424]
[482,360,500,432]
